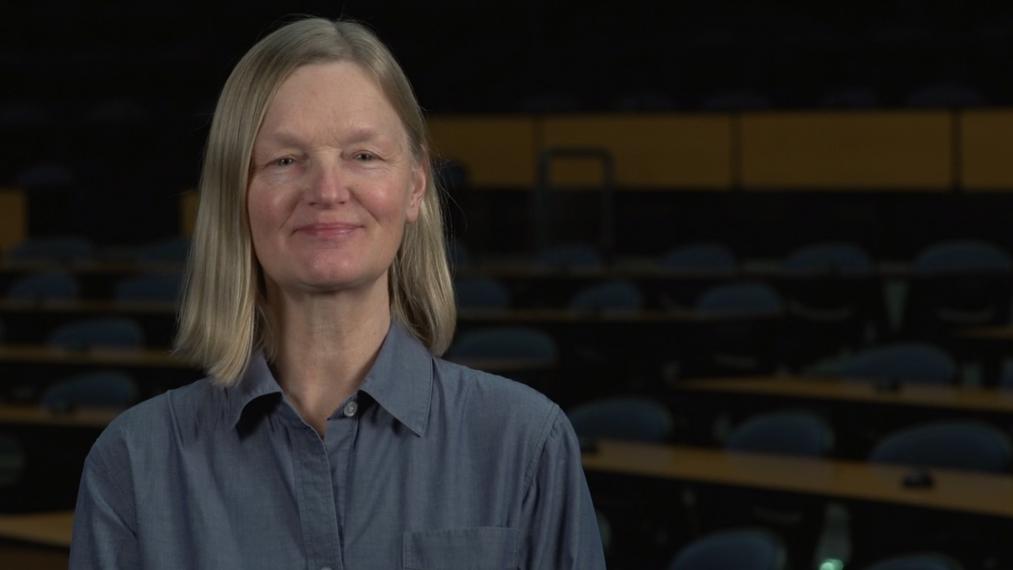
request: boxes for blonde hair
[175,17,456,386]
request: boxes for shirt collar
[226,349,284,429]
[226,318,433,437]
[358,319,433,437]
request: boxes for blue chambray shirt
[70,319,606,569]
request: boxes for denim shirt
[70,320,606,569]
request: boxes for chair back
[7,271,79,301]
[870,420,1012,474]
[726,410,833,457]
[42,370,139,409]
[47,317,145,350]
[568,397,673,443]
[668,528,786,570]
[568,279,644,313]
[449,326,558,362]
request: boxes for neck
[266,279,392,435]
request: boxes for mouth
[295,223,362,238]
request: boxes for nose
[307,158,351,207]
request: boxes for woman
[70,17,605,569]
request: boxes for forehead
[256,61,407,146]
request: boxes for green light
[819,559,844,570]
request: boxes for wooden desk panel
[0,345,189,368]
[961,110,1013,191]
[0,511,73,548]
[583,440,1013,519]
[0,190,26,253]
[676,376,1013,414]
[541,115,733,189]
[741,111,952,190]
[0,405,120,428]
[428,116,537,187]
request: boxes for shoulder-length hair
[174,17,455,386]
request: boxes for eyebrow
[259,126,390,148]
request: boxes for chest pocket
[403,527,521,569]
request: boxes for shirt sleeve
[69,438,140,569]
[520,406,607,569]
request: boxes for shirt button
[343,400,358,417]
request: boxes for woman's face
[247,61,425,299]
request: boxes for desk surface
[960,326,1013,342]
[0,511,73,548]
[676,376,1013,414]
[0,345,190,368]
[0,344,552,376]
[582,440,1013,519]
[0,405,120,428]
[0,299,175,315]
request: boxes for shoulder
[432,358,563,449]
[85,378,220,469]
[434,357,559,418]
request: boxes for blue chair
[913,240,1011,275]
[47,317,145,350]
[702,90,772,111]
[854,423,1008,566]
[134,237,190,263]
[695,283,784,317]
[616,90,678,112]
[660,243,737,272]
[869,420,1012,474]
[14,161,76,189]
[567,397,673,443]
[815,342,957,385]
[0,435,25,487]
[905,239,1013,343]
[114,272,183,304]
[783,242,873,276]
[907,82,985,108]
[535,243,603,270]
[6,271,79,301]
[568,279,644,313]
[709,411,833,569]
[41,370,139,410]
[7,237,94,264]
[568,396,673,563]
[863,553,963,570]
[448,326,558,363]
[780,242,877,365]
[726,410,834,457]
[682,283,785,377]
[453,277,511,310]
[667,528,785,570]
[821,85,881,108]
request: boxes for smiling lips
[295,223,362,238]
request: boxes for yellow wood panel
[961,109,1013,190]
[0,511,73,548]
[541,114,732,189]
[427,116,536,187]
[0,190,27,252]
[742,111,953,190]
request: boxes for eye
[353,151,378,162]
[272,157,296,167]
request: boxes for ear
[405,152,428,223]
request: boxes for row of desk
[4,437,1011,553]
[1,374,1012,427]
